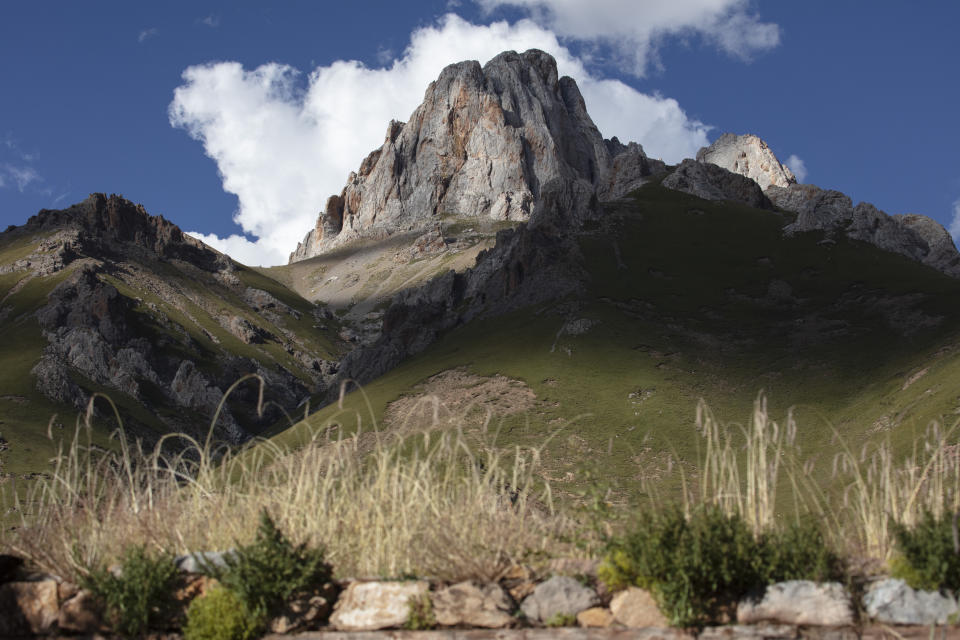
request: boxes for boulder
[610,586,669,628]
[174,549,237,574]
[0,579,60,636]
[576,606,613,627]
[520,575,599,624]
[58,589,106,634]
[268,588,336,634]
[696,133,796,190]
[863,577,959,625]
[329,580,429,631]
[431,581,514,628]
[737,580,854,626]
[662,159,774,210]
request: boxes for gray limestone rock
[520,575,599,624]
[863,578,959,625]
[697,133,796,190]
[737,580,854,626]
[291,50,650,262]
[662,159,773,210]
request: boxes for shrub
[404,593,436,630]
[758,519,843,584]
[80,544,180,637]
[890,511,960,591]
[598,507,842,627]
[599,506,761,626]
[183,585,259,640]
[203,509,333,629]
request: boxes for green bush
[81,544,180,637]
[202,509,333,629]
[758,519,842,584]
[183,585,260,640]
[891,511,960,591]
[598,506,841,627]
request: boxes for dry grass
[6,383,960,582]
[661,393,960,564]
[1,386,585,583]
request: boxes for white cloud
[949,198,960,242]
[170,14,710,266]
[786,154,807,183]
[476,0,779,76]
[138,28,158,43]
[2,164,41,192]
[199,15,220,28]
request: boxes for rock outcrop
[24,193,226,271]
[290,50,662,262]
[661,159,773,210]
[767,183,960,277]
[696,133,796,190]
[673,132,960,279]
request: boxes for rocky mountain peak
[696,133,796,190]
[18,193,224,271]
[290,49,661,262]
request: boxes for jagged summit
[290,49,661,262]
[13,193,224,271]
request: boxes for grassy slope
[268,183,960,506]
[0,228,347,486]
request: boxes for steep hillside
[271,180,960,505]
[0,194,347,481]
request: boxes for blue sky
[1,1,958,266]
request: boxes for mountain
[0,193,346,478]
[289,49,661,262]
[6,49,960,505]
[261,50,960,501]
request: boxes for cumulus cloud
[475,0,779,76]
[198,15,220,28]
[170,14,710,266]
[138,28,158,43]
[949,198,960,242]
[786,154,807,183]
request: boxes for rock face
[662,159,773,210]
[767,184,960,277]
[696,133,796,190]
[290,49,663,262]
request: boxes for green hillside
[269,182,960,507]
[0,217,348,489]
